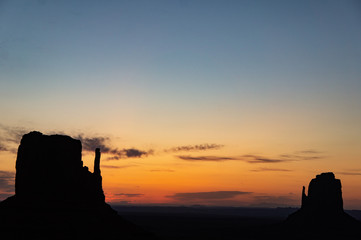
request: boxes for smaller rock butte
[301,172,343,213]
[286,172,357,228]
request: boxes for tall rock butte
[286,172,358,228]
[301,172,343,213]
[15,131,105,204]
[0,131,156,240]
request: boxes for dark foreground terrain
[113,206,361,240]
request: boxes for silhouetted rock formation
[15,131,105,204]
[301,172,343,213]
[0,131,156,240]
[243,173,361,240]
[286,172,354,225]
[283,172,361,239]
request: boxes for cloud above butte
[176,150,323,164]
[76,134,153,160]
[165,144,224,152]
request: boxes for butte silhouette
[282,172,361,239]
[0,131,156,240]
[245,172,361,240]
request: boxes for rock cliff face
[15,131,105,204]
[0,131,156,240]
[301,172,343,213]
[286,172,357,228]
[240,173,361,239]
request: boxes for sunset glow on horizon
[1,0,360,209]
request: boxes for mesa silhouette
[286,172,356,226]
[282,172,361,238]
[247,172,361,239]
[0,131,156,240]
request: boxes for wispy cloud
[279,149,324,161]
[337,172,361,176]
[295,149,322,154]
[75,134,153,160]
[0,143,7,152]
[279,154,322,161]
[166,191,252,201]
[242,155,287,163]
[0,124,323,169]
[76,135,112,152]
[166,144,224,152]
[0,171,15,193]
[0,125,154,160]
[124,148,153,158]
[106,156,122,161]
[101,164,137,169]
[176,155,240,162]
[0,125,29,153]
[0,125,28,144]
[176,149,323,164]
[0,126,224,160]
[0,171,15,179]
[176,155,289,163]
[115,193,144,198]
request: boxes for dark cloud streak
[337,172,361,176]
[280,154,322,161]
[0,125,28,144]
[177,155,240,162]
[296,150,322,154]
[115,193,144,198]
[0,171,15,193]
[75,135,152,159]
[177,155,289,163]
[0,143,7,152]
[124,148,153,158]
[0,126,153,159]
[166,191,252,201]
[177,150,323,164]
[76,135,111,152]
[101,164,137,169]
[242,155,286,163]
[166,144,224,152]
[0,125,29,153]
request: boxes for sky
[0,0,361,208]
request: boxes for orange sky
[2,125,360,209]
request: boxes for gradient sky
[1,0,361,208]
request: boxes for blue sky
[1,0,359,138]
